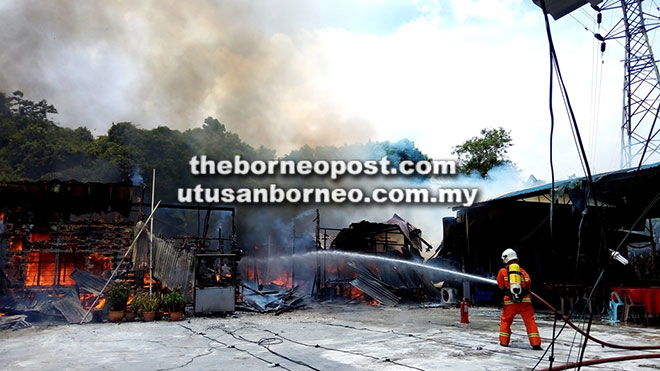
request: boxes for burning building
[0,180,134,323]
[314,214,445,306]
[0,181,242,324]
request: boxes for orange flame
[79,293,106,310]
[9,237,22,252]
[349,286,363,299]
[89,253,112,276]
[58,264,76,285]
[270,272,292,288]
[143,271,156,289]
[58,253,85,286]
[25,252,56,286]
[29,233,50,242]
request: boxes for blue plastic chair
[608,291,623,324]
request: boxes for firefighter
[497,248,542,350]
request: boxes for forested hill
[0,91,429,202]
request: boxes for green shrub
[108,283,130,311]
[141,295,160,312]
[130,291,143,313]
[163,287,184,312]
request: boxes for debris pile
[0,314,31,330]
[239,284,307,314]
[1,288,92,324]
[347,262,400,306]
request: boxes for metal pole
[649,219,656,273]
[218,227,222,252]
[292,221,295,289]
[314,209,323,299]
[150,169,155,296]
[267,234,271,284]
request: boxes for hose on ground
[537,352,660,371]
[531,291,660,350]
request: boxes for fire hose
[538,353,660,371]
[530,292,660,350]
[530,291,660,371]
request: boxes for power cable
[534,0,645,368]
[311,321,547,363]
[259,328,426,371]
[548,11,556,239]
[208,325,321,371]
[556,67,589,177]
[588,12,597,163]
[178,324,293,370]
[568,13,591,32]
[593,53,605,165]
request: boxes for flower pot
[169,311,183,321]
[143,311,156,322]
[108,310,124,323]
[124,311,136,322]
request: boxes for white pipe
[150,169,155,295]
[79,201,161,324]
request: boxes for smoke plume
[0,0,374,153]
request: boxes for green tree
[8,91,57,121]
[453,127,513,178]
[0,92,100,181]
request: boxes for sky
[1,0,658,182]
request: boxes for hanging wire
[569,13,592,31]
[593,50,606,166]
[532,1,611,369]
[589,11,599,164]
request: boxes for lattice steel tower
[598,0,660,168]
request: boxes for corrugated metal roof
[464,161,660,208]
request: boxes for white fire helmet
[501,248,518,264]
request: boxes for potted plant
[163,287,184,321]
[141,294,160,322]
[132,292,146,320]
[107,283,130,323]
[125,290,138,321]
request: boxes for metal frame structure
[153,203,240,313]
[598,0,660,167]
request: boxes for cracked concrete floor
[2,304,660,370]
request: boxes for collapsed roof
[331,213,435,259]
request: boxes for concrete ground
[1,304,659,370]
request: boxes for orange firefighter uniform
[497,264,541,347]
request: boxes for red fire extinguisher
[460,298,469,324]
